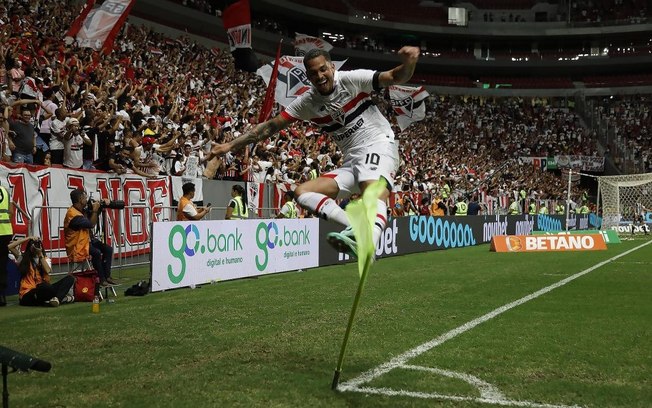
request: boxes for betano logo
[167,224,243,284]
[255,221,310,271]
[495,234,607,252]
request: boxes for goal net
[598,173,652,229]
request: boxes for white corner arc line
[343,386,581,408]
[401,364,506,400]
[339,239,652,391]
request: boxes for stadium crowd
[2,0,649,215]
[590,95,651,173]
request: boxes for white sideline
[338,240,652,403]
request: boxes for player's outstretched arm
[378,46,420,87]
[210,114,292,158]
[207,115,292,160]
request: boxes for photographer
[9,237,75,307]
[63,189,116,287]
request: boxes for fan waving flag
[256,56,346,108]
[223,0,258,72]
[389,85,429,131]
[294,33,333,56]
[74,0,135,54]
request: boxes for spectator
[49,107,69,166]
[8,105,37,164]
[109,145,155,178]
[37,88,57,164]
[0,111,13,162]
[63,118,91,169]
[467,195,482,215]
[9,236,75,307]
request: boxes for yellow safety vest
[232,196,249,219]
[285,201,298,218]
[0,186,13,236]
[455,202,468,216]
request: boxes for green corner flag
[332,181,385,389]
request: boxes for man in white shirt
[49,108,68,165]
[63,118,91,169]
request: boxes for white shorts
[324,140,399,199]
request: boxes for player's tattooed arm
[211,114,292,157]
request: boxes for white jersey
[63,133,85,169]
[281,70,394,156]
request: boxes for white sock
[297,192,350,226]
[372,199,388,246]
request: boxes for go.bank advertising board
[151,219,320,292]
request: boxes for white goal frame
[597,173,652,229]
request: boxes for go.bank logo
[167,224,242,284]
[255,221,310,271]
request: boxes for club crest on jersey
[286,67,310,98]
[332,108,346,125]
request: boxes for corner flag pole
[331,255,373,389]
[331,181,385,390]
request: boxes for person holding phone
[177,182,211,221]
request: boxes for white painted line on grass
[344,386,580,408]
[338,239,652,404]
[392,364,580,408]
[401,364,505,400]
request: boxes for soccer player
[211,46,420,256]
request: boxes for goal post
[597,173,652,229]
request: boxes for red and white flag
[258,41,282,123]
[293,33,333,56]
[247,182,265,217]
[65,0,96,42]
[389,85,429,131]
[74,0,135,54]
[223,0,251,51]
[256,56,346,107]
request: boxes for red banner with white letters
[0,163,170,261]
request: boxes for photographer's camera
[88,199,126,213]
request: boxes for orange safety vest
[64,206,90,262]
[177,196,195,221]
[19,258,50,299]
